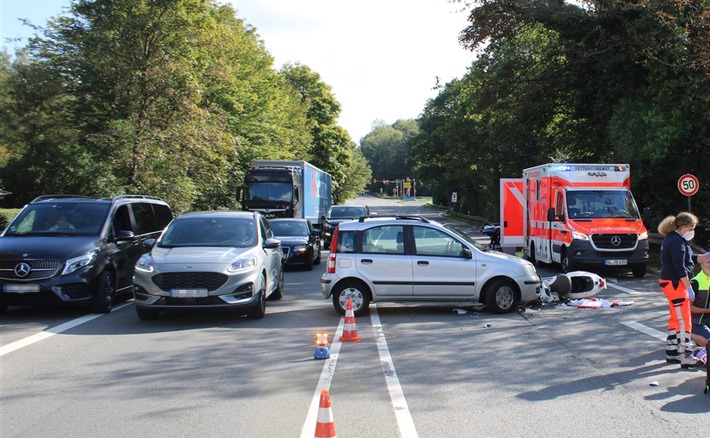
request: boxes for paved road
[2,197,709,437]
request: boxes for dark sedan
[268,219,321,270]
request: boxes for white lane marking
[300,318,345,438]
[605,281,648,295]
[371,305,419,438]
[620,321,666,341]
[0,302,131,357]
[604,283,666,340]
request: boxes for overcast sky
[2,0,476,142]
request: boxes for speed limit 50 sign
[678,174,699,197]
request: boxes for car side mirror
[116,230,135,241]
[264,238,281,249]
[461,248,472,259]
[143,238,156,250]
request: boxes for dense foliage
[410,0,709,236]
[0,0,368,212]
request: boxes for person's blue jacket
[659,231,698,283]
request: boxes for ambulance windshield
[566,190,640,219]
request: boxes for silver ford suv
[320,215,541,316]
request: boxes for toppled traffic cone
[314,389,337,438]
[339,299,361,342]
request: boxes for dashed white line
[620,320,666,341]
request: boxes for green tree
[5,0,314,212]
[280,63,366,201]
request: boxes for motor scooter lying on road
[539,270,607,303]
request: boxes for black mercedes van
[0,195,173,313]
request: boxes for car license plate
[604,259,628,266]
[4,284,40,293]
[170,289,208,298]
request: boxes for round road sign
[678,174,699,197]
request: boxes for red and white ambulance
[500,163,649,277]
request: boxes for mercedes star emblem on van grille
[611,236,622,246]
[15,262,31,278]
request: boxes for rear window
[336,230,356,253]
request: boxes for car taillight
[327,227,338,273]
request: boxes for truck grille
[591,234,638,250]
[0,259,62,281]
[152,272,228,292]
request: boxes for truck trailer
[240,160,332,229]
[500,163,649,277]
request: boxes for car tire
[332,280,370,317]
[247,275,266,319]
[560,249,572,273]
[90,270,115,314]
[631,264,646,278]
[314,245,322,265]
[528,244,538,267]
[269,269,284,301]
[136,307,160,320]
[485,278,518,314]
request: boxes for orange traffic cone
[314,389,337,438]
[339,299,362,342]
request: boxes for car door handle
[417,261,429,266]
[361,259,373,264]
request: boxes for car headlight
[523,262,538,276]
[638,231,648,240]
[571,231,589,241]
[293,244,308,253]
[135,255,154,273]
[228,255,258,272]
[62,252,96,275]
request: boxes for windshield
[269,220,309,237]
[566,190,641,219]
[159,217,257,248]
[327,207,365,219]
[245,182,292,203]
[4,202,109,236]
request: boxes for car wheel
[332,280,370,316]
[90,270,115,314]
[136,307,160,320]
[305,251,314,270]
[247,275,266,319]
[528,244,538,266]
[485,278,518,314]
[631,264,646,278]
[314,244,322,265]
[269,269,284,301]
[560,249,571,273]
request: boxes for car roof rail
[109,194,164,203]
[31,194,93,203]
[357,215,430,223]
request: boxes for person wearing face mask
[658,212,710,367]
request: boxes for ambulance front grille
[591,234,637,250]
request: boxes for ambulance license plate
[605,259,628,266]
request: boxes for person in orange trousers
[658,212,710,367]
